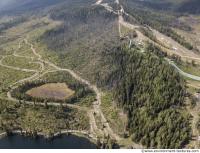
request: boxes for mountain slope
[122,0,200,14]
[0,0,66,15]
[0,0,198,149]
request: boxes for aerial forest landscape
[0,0,200,150]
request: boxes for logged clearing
[176,15,200,51]
[26,83,75,100]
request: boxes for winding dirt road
[1,31,121,141]
[2,0,199,148]
[94,0,200,148]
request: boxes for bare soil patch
[26,83,75,100]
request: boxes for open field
[1,55,40,70]
[186,79,200,93]
[1,0,200,149]
[120,24,137,39]
[0,40,19,56]
[101,92,127,137]
[0,65,34,96]
[16,41,38,58]
[0,16,61,67]
[4,16,61,38]
[26,83,75,100]
[176,15,200,51]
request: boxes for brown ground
[176,15,200,51]
[26,83,75,100]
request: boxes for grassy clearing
[26,83,75,100]
[16,41,37,58]
[2,55,40,70]
[176,15,200,51]
[32,41,60,65]
[1,16,61,65]
[0,65,34,96]
[0,40,19,56]
[120,24,137,38]
[76,94,96,108]
[101,92,127,137]
[19,17,61,66]
[121,24,132,37]
[4,16,60,37]
[186,79,200,93]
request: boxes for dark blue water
[0,134,96,149]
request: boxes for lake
[0,134,96,149]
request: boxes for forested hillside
[38,0,193,148]
[0,16,27,33]
[124,0,200,14]
[41,3,119,82]
[0,0,66,15]
[0,0,196,149]
[109,46,190,148]
[177,0,200,14]
[120,0,195,50]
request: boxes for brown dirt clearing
[26,83,75,100]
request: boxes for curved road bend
[166,58,200,81]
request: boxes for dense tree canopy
[98,45,191,148]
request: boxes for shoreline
[0,130,97,144]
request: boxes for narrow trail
[20,36,121,140]
[95,0,200,148]
[104,0,200,83]
[13,40,33,60]
[0,56,37,73]
[1,38,98,139]
[115,0,200,65]
[26,40,121,140]
[2,0,199,148]
[150,28,200,61]
[5,45,99,138]
[2,32,121,141]
[190,106,199,149]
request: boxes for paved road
[166,58,200,81]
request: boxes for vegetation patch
[176,61,200,77]
[40,4,119,84]
[15,41,38,58]
[0,66,34,96]
[26,83,75,100]
[0,16,27,33]
[121,0,195,50]
[2,55,40,70]
[0,99,89,137]
[120,24,137,39]
[97,44,191,148]
[101,92,127,137]
[112,47,191,148]
[11,71,95,104]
